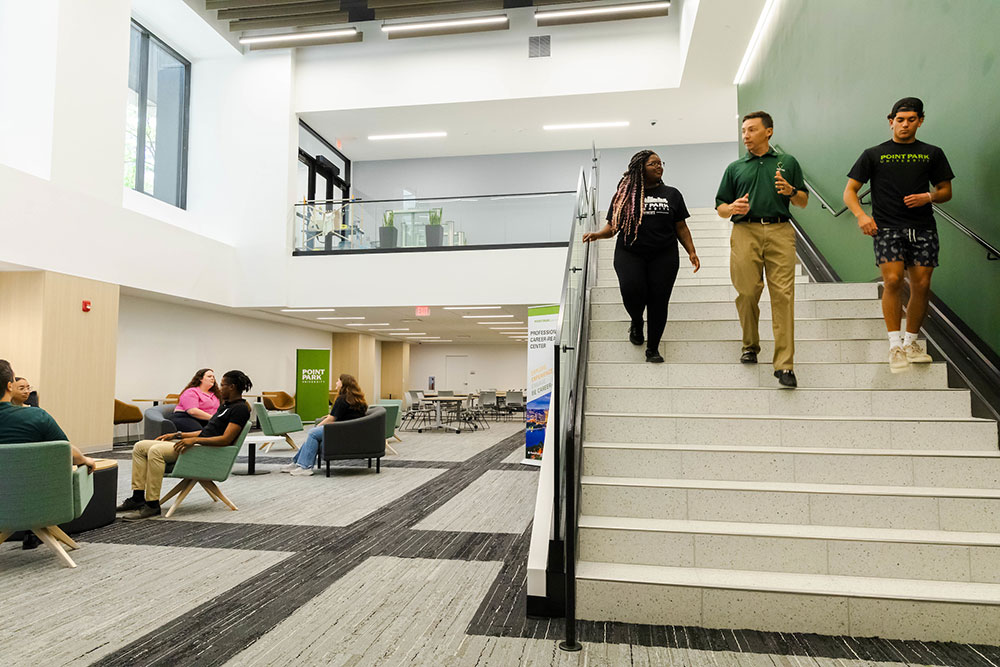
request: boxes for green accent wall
[737,0,1000,356]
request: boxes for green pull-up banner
[295,348,330,422]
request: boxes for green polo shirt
[715,147,807,222]
[0,401,68,444]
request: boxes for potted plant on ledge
[379,210,398,249]
[425,207,443,247]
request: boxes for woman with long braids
[117,370,253,520]
[584,150,700,362]
[282,373,368,476]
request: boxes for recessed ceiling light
[463,315,513,319]
[239,28,360,47]
[369,328,409,331]
[478,321,524,325]
[543,121,629,131]
[491,327,528,330]
[442,306,503,310]
[390,332,427,336]
[347,322,390,326]
[316,316,365,320]
[421,340,453,343]
[536,2,669,26]
[368,132,447,141]
[281,308,337,313]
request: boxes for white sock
[904,331,919,347]
[888,331,903,350]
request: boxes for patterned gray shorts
[873,227,939,268]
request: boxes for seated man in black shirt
[117,370,253,521]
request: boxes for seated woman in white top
[171,368,222,433]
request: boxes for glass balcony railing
[292,191,576,254]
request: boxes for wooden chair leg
[201,483,221,502]
[283,434,300,451]
[32,527,77,568]
[0,532,12,547]
[164,480,196,518]
[393,434,402,442]
[160,480,188,503]
[385,440,399,456]
[47,526,80,550]
[200,481,237,511]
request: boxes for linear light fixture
[390,332,427,336]
[422,340,453,343]
[442,306,502,310]
[536,1,669,26]
[491,327,528,330]
[463,314,513,319]
[478,321,524,325]
[381,15,508,40]
[280,308,336,313]
[543,121,629,131]
[316,316,364,320]
[734,0,779,85]
[368,131,447,141]
[347,322,390,326]
[369,328,409,331]
[239,28,361,50]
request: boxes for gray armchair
[143,405,177,440]
[321,406,386,477]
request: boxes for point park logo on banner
[301,368,325,383]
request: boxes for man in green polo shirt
[716,111,809,388]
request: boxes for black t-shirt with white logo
[847,139,954,229]
[607,183,690,252]
[199,400,251,439]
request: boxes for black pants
[613,244,680,351]
[171,413,208,433]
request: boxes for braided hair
[222,370,253,394]
[609,150,659,245]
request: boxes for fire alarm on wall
[82,300,92,312]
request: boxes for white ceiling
[298,0,765,161]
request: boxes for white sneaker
[289,466,313,476]
[279,463,299,473]
[903,340,932,363]
[889,346,910,374]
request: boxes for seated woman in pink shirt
[171,368,221,432]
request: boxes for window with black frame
[124,21,190,208]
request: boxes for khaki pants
[131,439,179,501]
[730,222,796,370]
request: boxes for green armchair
[253,402,303,453]
[376,401,401,455]
[159,420,252,518]
[0,441,94,568]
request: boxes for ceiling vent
[529,35,551,58]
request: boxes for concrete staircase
[576,208,1000,644]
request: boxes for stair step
[589,317,886,342]
[598,274,812,287]
[578,516,1000,582]
[586,360,948,389]
[581,442,1000,487]
[580,475,1000,531]
[575,561,1000,643]
[582,411,999,450]
[589,338,891,363]
[591,299,882,320]
[596,282,880,303]
[584,386,969,418]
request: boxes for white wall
[353,142,738,210]
[116,295,332,411]
[409,343,527,394]
[295,9,681,113]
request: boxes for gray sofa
[143,404,178,440]
[321,405,386,476]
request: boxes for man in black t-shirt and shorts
[844,97,954,373]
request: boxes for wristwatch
[788,187,798,197]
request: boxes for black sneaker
[740,350,758,364]
[645,349,664,363]
[116,497,145,512]
[774,369,797,389]
[22,534,41,550]
[122,505,161,521]
[628,323,644,346]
